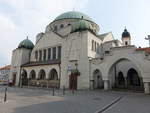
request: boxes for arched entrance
[29,70,36,86]
[117,71,125,88]
[108,58,144,91]
[49,69,58,80]
[21,70,28,86]
[127,68,143,90]
[29,70,36,80]
[38,69,46,80]
[93,69,103,89]
[48,69,59,88]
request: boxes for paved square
[0,86,150,113]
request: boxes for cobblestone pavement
[0,86,150,113]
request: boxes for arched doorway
[93,69,103,89]
[48,69,59,88]
[127,68,143,90]
[29,70,36,80]
[117,71,125,88]
[38,69,46,80]
[108,58,144,91]
[49,69,58,80]
[21,70,28,86]
[29,70,36,86]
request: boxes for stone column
[56,46,58,59]
[125,77,127,88]
[37,51,39,61]
[51,48,53,60]
[104,80,110,91]
[46,49,48,61]
[144,82,150,94]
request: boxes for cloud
[0,14,16,31]
[0,0,89,66]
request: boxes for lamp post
[145,35,150,47]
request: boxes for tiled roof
[136,47,150,53]
[0,65,11,70]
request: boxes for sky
[0,0,150,67]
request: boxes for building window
[58,46,61,59]
[48,48,51,60]
[97,43,99,53]
[52,47,56,59]
[125,41,128,45]
[54,26,57,31]
[60,24,64,28]
[105,51,110,54]
[35,51,38,60]
[95,41,97,52]
[43,49,46,61]
[92,40,94,51]
[39,50,42,61]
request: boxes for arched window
[60,24,64,28]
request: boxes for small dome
[54,11,93,22]
[71,20,96,34]
[122,28,130,38]
[18,38,34,49]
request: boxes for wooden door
[69,74,77,90]
[12,73,16,85]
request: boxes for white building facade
[10,11,150,94]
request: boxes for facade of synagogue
[10,11,150,94]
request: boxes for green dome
[18,39,34,49]
[54,11,93,22]
[71,20,96,33]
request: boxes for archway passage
[93,69,103,89]
[29,70,36,86]
[38,69,46,80]
[49,69,58,80]
[127,68,143,90]
[108,58,144,92]
[117,71,125,88]
[30,70,36,80]
[48,69,59,88]
[22,70,28,86]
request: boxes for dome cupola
[18,37,34,49]
[47,11,99,34]
[71,20,97,34]
[54,11,93,22]
[121,28,131,46]
[122,28,130,38]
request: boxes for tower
[10,37,34,86]
[122,28,131,46]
